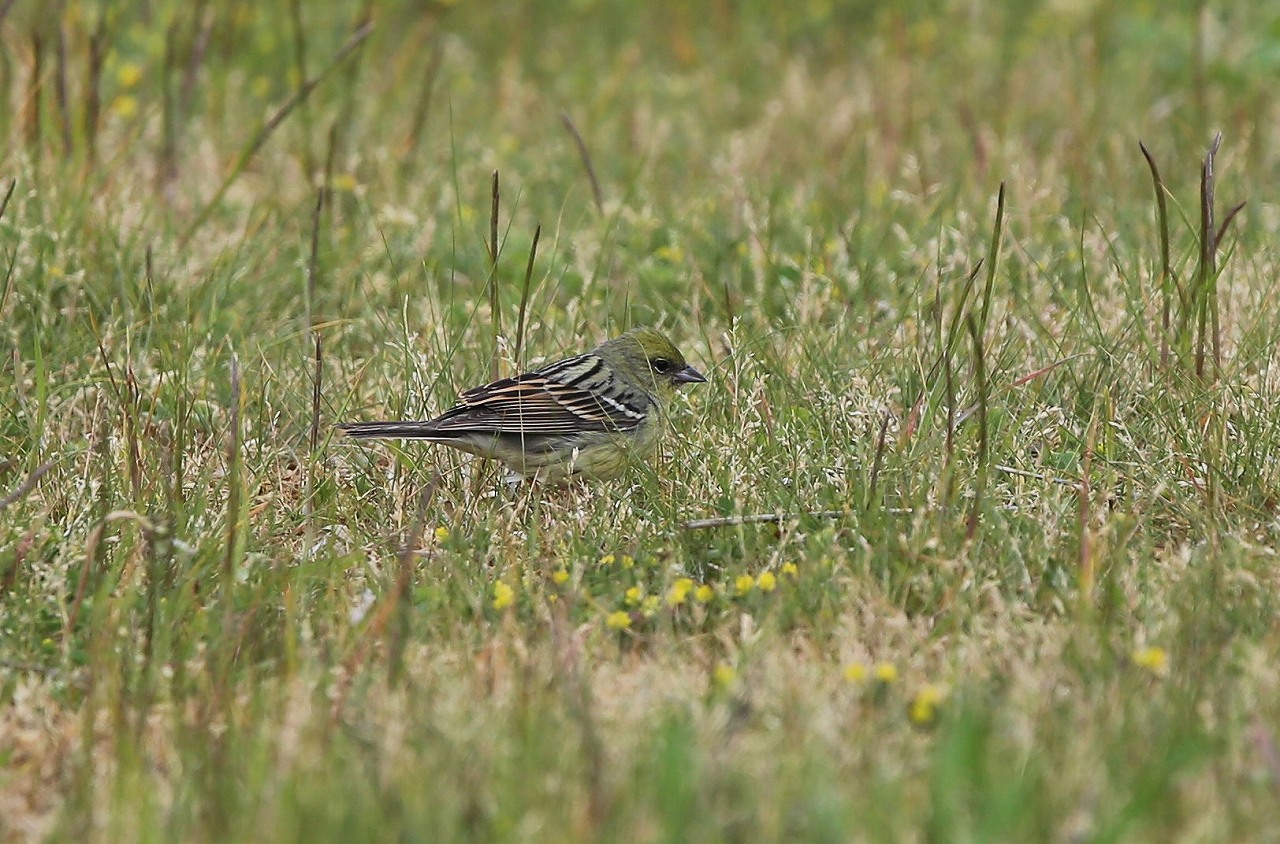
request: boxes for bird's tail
[336,421,444,440]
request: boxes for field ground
[3,2,1280,841]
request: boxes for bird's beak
[674,365,707,384]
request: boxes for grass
[3,1,1280,841]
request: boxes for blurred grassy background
[3,1,1280,841]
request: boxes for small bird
[338,327,706,481]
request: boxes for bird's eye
[650,357,674,373]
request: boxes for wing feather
[424,353,651,437]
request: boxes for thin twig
[1009,353,1088,387]
[84,17,106,166]
[0,659,59,677]
[25,32,42,153]
[1138,141,1172,366]
[561,111,604,215]
[683,508,913,530]
[0,460,55,512]
[866,408,892,506]
[683,511,847,530]
[305,183,324,334]
[950,354,1087,430]
[400,38,443,165]
[54,27,73,155]
[288,0,317,179]
[310,335,323,454]
[976,181,1005,333]
[488,170,501,380]
[1216,200,1245,251]
[965,315,988,543]
[1195,132,1222,379]
[516,224,541,367]
[0,178,15,221]
[180,21,373,246]
[0,179,16,317]
[994,464,1076,487]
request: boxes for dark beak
[674,365,707,384]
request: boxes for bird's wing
[427,354,650,436]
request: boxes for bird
[338,327,706,482]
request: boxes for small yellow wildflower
[666,577,694,607]
[621,554,636,569]
[909,684,947,725]
[625,586,643,606]
[491,581,514,611]
[843,662,869,683]
[694,584,715,603]
[655,244,685,263]
[781,562,799,577]
[551,569,570,585]
[874,663,898,683]
[757,572,777,592]
[332,173,359,193]
[599,553,616,566]
[605,610,632,630]
[433,525,450,542]
[640,595,661,617]
[735,573,755,596]
[110,95,138,119]
[713,664,737,687]
[1133,646,1169,676]
[117,63,143,88]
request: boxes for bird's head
[596,328,707,395]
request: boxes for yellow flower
[625,586,643,606]
[735,574,755,596]
[874,663,898,683]
[713,664,737,687]
[909,684,947,725]
[433,525,450,542]
[781,562,798,577]
[599,553,616,566]
[551,569,570,585]
[605,610,632,630]
[491,581,514,610]
[110,95,138,119]
[117,63,143,88]
[332,173,359,193]
[666,577,694,606]
[655,244,685,264]
[756,572,777,592]
[1133,646,1169,676]
[843,662,868,683]
[621,554,636,569]
[641,595,661,617]
[694,584,715,603]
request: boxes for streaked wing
[428,354,650,436]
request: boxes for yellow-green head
[593,327,706,399]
